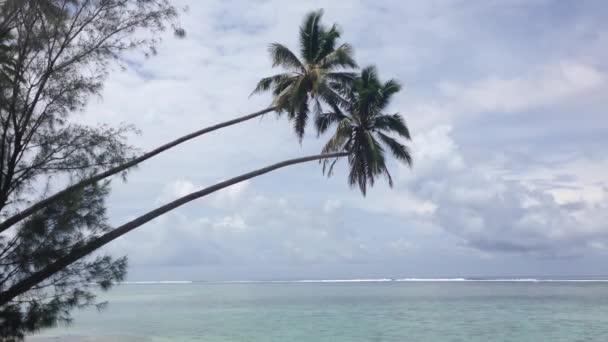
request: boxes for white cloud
[388,238,414,255]
[86,1,608,278]
[211,180,250,205]
[157,179,250,206]
[212,215,247,232]
[163,179,200,199]
[323,199,342,213]
[439,61,605,114]
[396,127,608,256]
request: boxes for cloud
[109,193,365,267]
[439,61,605,114]
[157,179,250,206]
[211,180,250,205]
[323,199,342,213]
[116,121,608,267]
[161,179,200,199]
[85,1,608,279]
[211,215,247,232]
[388,238,414,255]
[394,126,608,257]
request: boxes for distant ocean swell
[116,278,608,284]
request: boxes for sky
[79,0,608,280]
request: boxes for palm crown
[252,9,358,140]
[316,66,412,195]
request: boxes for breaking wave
[118,281,193,285]
[116,278,608,284]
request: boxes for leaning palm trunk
[0,151,349,305]
[0,106,277,234]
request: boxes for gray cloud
[395,126,608,257]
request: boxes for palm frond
[293,99,309,140]
[320,43,357,70]
[359,65,380,87]
[322,120,351,153]
[317,81,349,113]
[368,134,389,182]
[289,76,310,110]
[321,115,351,175]
[274,90,293,114]
[326,72,357,87]
[347,153,365,195]
[374,114,411,140]
[317,24,341,62]
[251,73,293,96]
[288,75,312,138]
[322,156,340,177]
[378,79,401,108]
[315,111,347,135]
[326,73,357,112]
[383,168,394,188]
[377,132,412,167]
[353,66,384,117]
[346,130,384,195]
[299,10,324,64]
[268,43,305,71]
[271,76,296,97]
[313,97,323,123]
[365,131,385,177]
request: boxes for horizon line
[116,276,608,284]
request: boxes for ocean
[29,279,608,341]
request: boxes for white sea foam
[210,279,393,284]
[118,281,193,285]
[396,278,608,282]
[535,279,608,282]
[395,278,539,282]
[213,278,608,283]
[296,278,393,283]
[116,278,608,284]
[395,278,467,282]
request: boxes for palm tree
[252,9,358,140]
[0,10,353,234]
[0,67,415,303]
[0,14,415,307]
[0,68,415,305]
[316,66,413,195]
[0,151,350,305]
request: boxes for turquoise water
[30,281,608,341]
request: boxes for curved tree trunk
[0,151,349,305]
[0,106,277,233]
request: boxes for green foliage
[0,33,16,86]
[0,183,127,340]
[0,0,179,339]
[252,9,358,140]
[317,66,412,195]
[0,0,179,212]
